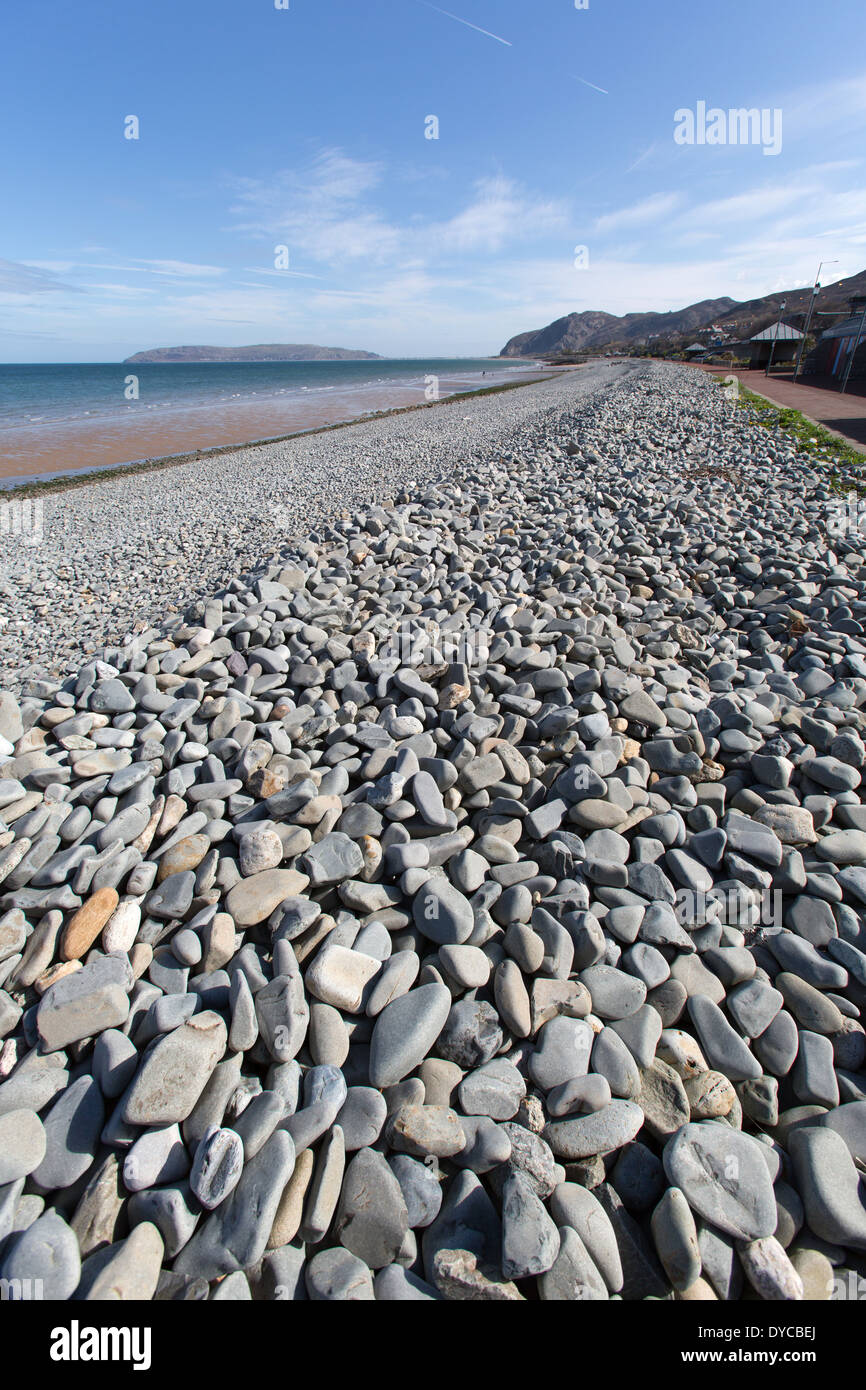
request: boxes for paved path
[699,366,866,454]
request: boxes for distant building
[745,320,804,367]
[810,295,866,380]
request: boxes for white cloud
[229,152,569,269]
[134,260,227,278]
[230,150,402,265]
[433,176,567,253]
[594,192,684,234]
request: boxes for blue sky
[2,0,865,361]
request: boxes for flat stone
[788,1126,866,1251]
[609,1006,663,1069]
[501,1169,560,1279]
[389,1104,466,1158]
[0,1210,81,1300]
[32,1075,104,1192]
[36,954,132,1052]
[123,1123,190,1192]
[0,1108,47,1185]
[548,1182,623,1291]
[123,1011,227,1125]
[306,1247,375,1300]
[302,832,364,886]
[818,1100,866,1162]
[651,1186,701,1291]
[157,834,210,882]
[439,944,490,989]
[334,1146,409,1268]
[412,877,475,945]
[70,1154,125,1258]
[369,983,452,1089]
[544,1100,644,1160]
[389,1154,443,1229]
[529,1017,594,1091]
[581,964,647,1020]
[663,1122,777,1240]
[752,1009,800,1076]
[687,995,761,1081]
[255,971,309,1064]
[336,1086,388,1151]
[306,944,381,1013]
[776,973,845,1034]
[726,979,784,1039]
[226,869,309,926]
[85,1221,165,1301]
[637,1058,691,1140]
[792,1030,839,1108]
[458,1058,525,1120]
[174,1130,297,1280]
[817,829,866,866]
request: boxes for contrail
[419,2,512,47]
[625,142,655,173]
[573,75,609,95]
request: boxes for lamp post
[766,301,786,377]
[794,260,839,380]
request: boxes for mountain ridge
[499,271,866,357]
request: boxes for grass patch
[725,382,866,493]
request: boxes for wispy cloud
[0,259,79,294]
[134,259,226,278]
[595,193,683,234]
[230,153,566,268]
[432,176,568,253]
[230,150,402,264]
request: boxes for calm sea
[0,358,531,430]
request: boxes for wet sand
[0,367,547,485]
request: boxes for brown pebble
[129,942,153,980]
[60,887,120,961]
[156,833,210,882]
[36,959,83,994]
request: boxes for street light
[793,260,840,380]
[766,301,786,377]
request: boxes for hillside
[500,271,866,357]
[123,344,382,364]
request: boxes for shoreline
[0,362,620,693]
[0,364,551,496]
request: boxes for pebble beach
[1,360,865,1302]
